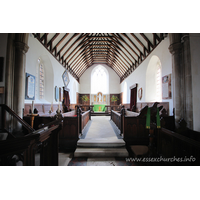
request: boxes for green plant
[111,95,119,102]
[81,95,89,102]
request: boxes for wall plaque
[25,73,35,100]
[162,74,172,99]
[59,87,63,101]
[62,69,70,87]
[55,86,59,101]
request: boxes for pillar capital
[15,41,29,54]
[168,42,182,55]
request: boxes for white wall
[25,34,79,104]
[190,33,200,131]
[120,37,173,115]
[79,63,120,94]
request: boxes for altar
[93,104,106,112]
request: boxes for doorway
[130,84,138,110]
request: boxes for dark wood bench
[111,105,149,145]
[123,107,149,145]
[155,126,200,165]
[59,107,91,150]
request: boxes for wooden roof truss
[33,33,163,82]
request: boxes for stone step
[74,147,129,158]
[77,138,125,147]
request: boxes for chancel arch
[145,55,162,102]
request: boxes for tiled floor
[59,153,138,166]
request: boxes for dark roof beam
[130,33,149,54]
[59,33,81,58]
[140,33,154,52]
[121,33,144,60]
[111,34,137,62]
[116,33,140,58]
[68,44,93,66]
[63,33,90,62]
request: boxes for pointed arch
[145,55,162,102]
[91,64,109,94]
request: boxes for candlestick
[58,101,60,112]
[32,101,34,114]
[42,104,45,113]
[51,102,53,112]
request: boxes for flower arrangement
[111,95,119,102]
[81,95,89,102]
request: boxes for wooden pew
[111,105,149,145]
[80,110,90,134]
[111,110,122,134]
[156,126,200,165]
[123,106,149,146]
[59,107,90,150]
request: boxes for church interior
[1,1,200,199]
[1,32,200,167]
[0,33,200,169]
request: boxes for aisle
[74,116,128,158]
[85,116,117,140]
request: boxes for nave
[58,116,136,166]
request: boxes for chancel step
[77,138,126,147]
[74,147,129,158]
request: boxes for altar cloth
[93,104,106,112]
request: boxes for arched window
[39,63,44,99]
[146,55,162,102]
[36,56,54,103]
[91,65,109,94]
[156,65,162,101]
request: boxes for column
[5,33,15,109]
[182,33,193,129]
[168,34,183,127]
[168,33,193,129]
[13,37,29,130]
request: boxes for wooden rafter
[47,33,60,51]
[59,33,80,58]
[64,33,90,62]
[140,33,154,52]
[33,33,163,82]
[130,33,149,56]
